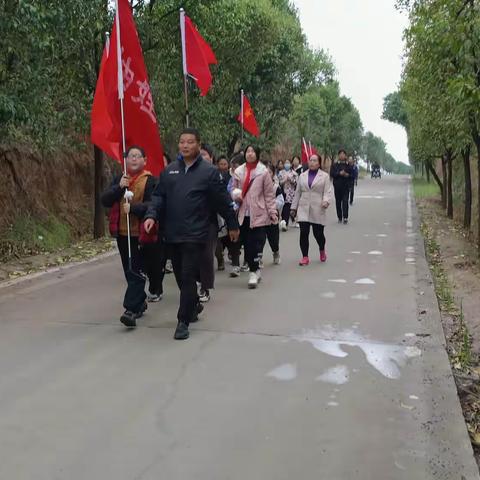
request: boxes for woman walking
[264,163,283,265]
[232,145,278,289]
[278,159,298,231]
[291,154,332,266]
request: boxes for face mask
[284,164,291,171]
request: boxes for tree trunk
[426,159,443,197]
[93,145,105,239]
[446,150,453,219]
[441,155,447,210]
[462,145,472,229]
[473,135,480,253]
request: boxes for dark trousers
[334,184,350,221]
[199,223,217,291]
[143,237,166,296]
[170,242,203,326]
[299,222,325,257]
[117,236,146,314]
[281,202,292,225]
[216,236,241,267]
[240,217,266,272]
[265,224,280,253]
[349,183,355,205]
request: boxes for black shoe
[191,302,204,323]
[338,218,343,224]
[120,310,140,328]
[218,262,225,271]
[343,219,348,224]
[174,322,189,340]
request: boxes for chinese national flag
[181,13,217,96]
[238,94,260,137]
[91,0,164,176]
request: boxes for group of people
[102,128,359,340]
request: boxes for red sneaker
[320,250,327,262]
[299,257,310,266]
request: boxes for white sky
[294,0,409,164]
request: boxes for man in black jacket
[144,128,240,340]
[330,149,354,224]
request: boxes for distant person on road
[291,154,332,266]
[264,163,283,265]
[278,159,298,231]
[231,145,278,289]
[348,156,359,205]
[101,145,158,327]
[144,128,239,340]
[330,149,354,224]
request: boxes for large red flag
[91,0,164,176]
[238,93,260,137]
[181,11,217,96]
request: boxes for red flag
[238,93,260,137]
[91,0,164,176]
[181,11,217,96]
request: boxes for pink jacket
[232,163,278,228]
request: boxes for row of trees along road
[1,0,409,239]
[384,0,480,250]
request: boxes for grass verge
[412,177,440,199]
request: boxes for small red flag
[238,93,260,137]
[91,0,164,175]
[181,11,217,96]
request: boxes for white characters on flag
[131,80,157,124]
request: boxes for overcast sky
[294,0,409,164]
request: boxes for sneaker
[280,220,288,232]
[174,322,189,340]
[259,258,264,269]
[273,251,281,265]
[256,269,262,283]
[120,310,141,328]
[147,292,163,303]
[240,263,249,272]
[338,218,343,224]
[343,219,348,224]
[230,266,241,277]
[199,289,210,303]
[248,272,259,289]
[320,250,327,262]
[165,260,173,274]
[299,256,310,266]
[191,302,204,323]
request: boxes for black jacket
[101,174,157,219]
[145,155,239,244]
[330,162,354,188]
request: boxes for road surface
[0,176,477,479]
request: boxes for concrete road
[0,176,477,480]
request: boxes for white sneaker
[240,263,249,272]
[273,252,281,265]
[147,292,163,302]
[280,220,288,232]
[256,269,262,283]
[230,266,241,278]
[248,272,259,289]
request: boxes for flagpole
[302,137,308,160]
[180,8,190,127]
[308,140,313,158]
[240,89,244,143]
[115,0,133,267]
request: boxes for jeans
[170,242,203,326]
[240,217,266,272]
[299,222,326,257]
[117,236,147,313]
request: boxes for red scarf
[242,161,258,198]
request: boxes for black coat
[330,162,354,188]
[101,174,156,219]
[145,155,239,244]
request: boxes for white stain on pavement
[350,251,362,255]
[267,363,297,381]
[294,326,422,380]
[316,365,350,385]
[327,402,339,407]
[377,234,388,238]
[320,292,336,299]
[328,279,347,284]
[368,251,383,256]
[351,293,370,301]
[355,278,376,285]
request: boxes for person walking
[348,156,358,205]
[231,145,278,289]
[264,163,283,265]
[291,154,332,266]
[330,149,354,224]
[101,145,157,327]
[278,159,298,231]
[292,155,303,176]
[144,128,239,340]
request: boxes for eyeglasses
[128,154,144,159]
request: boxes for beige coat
[291,169,332,225]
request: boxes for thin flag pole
[308,140,313,158]
[115,0,132,266]
[180,8,190,127]
[302,137,308,160]
[240,89,244,143]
